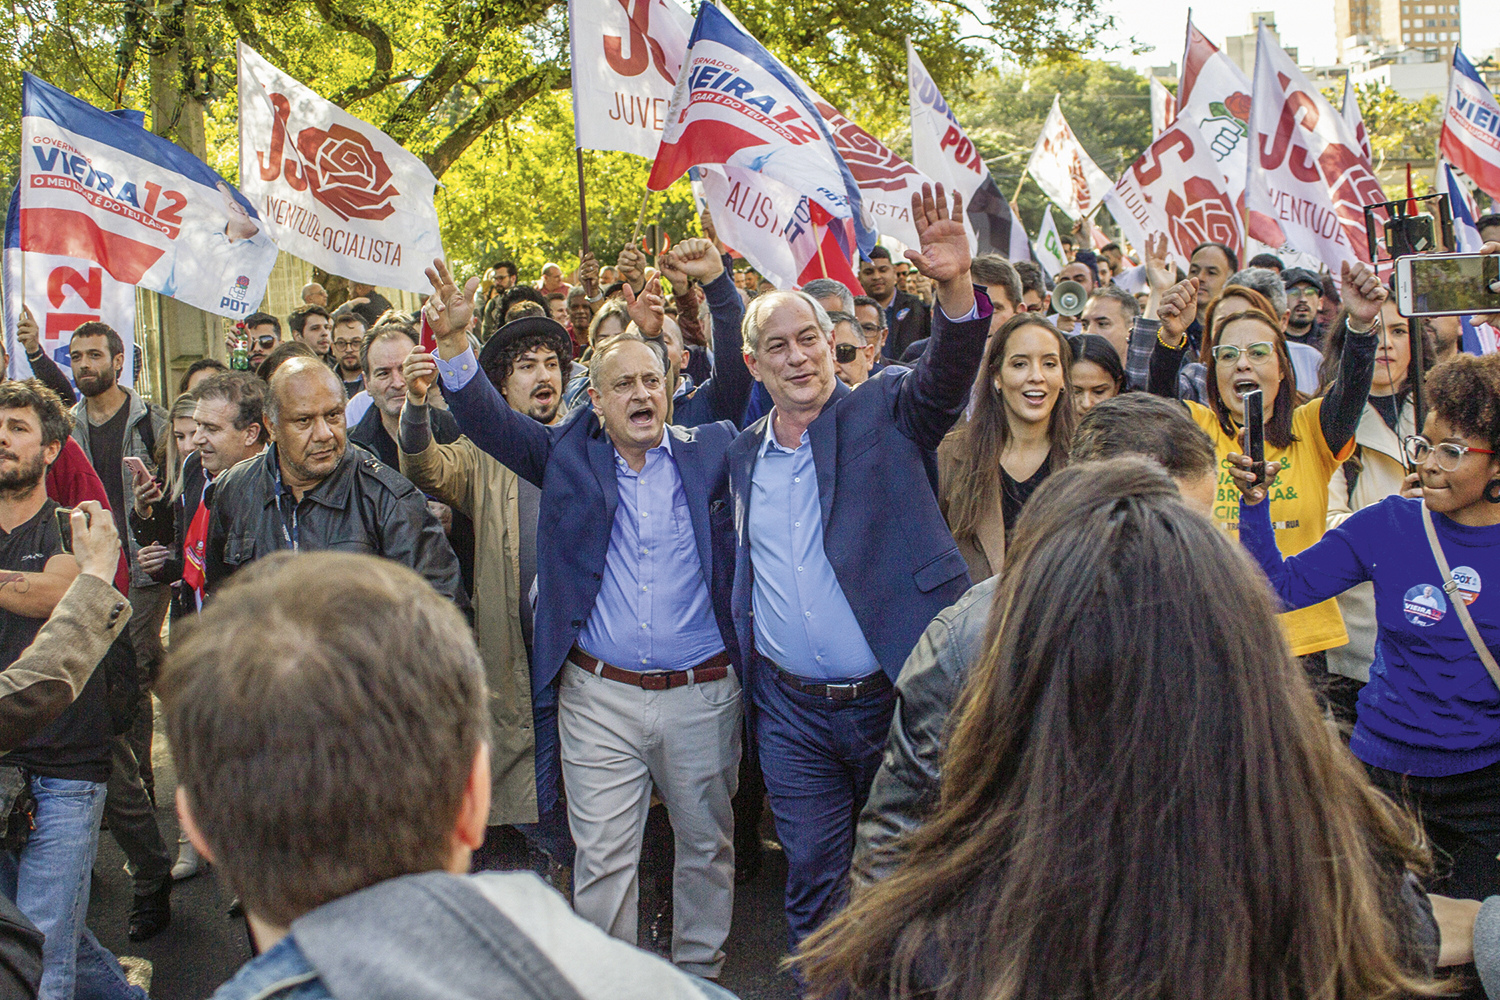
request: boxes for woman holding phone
[1233,351,1500,902]
[937,314,1074,581]
[1147,262,1383,667]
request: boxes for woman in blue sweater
[1235,351,1500,900]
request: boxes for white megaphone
[1052,280,1088,318]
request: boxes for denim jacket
[209,937,328,1000]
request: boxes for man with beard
[1282,267,1327,351]
[859,246,929,361]
[399,316,574,883]
[204,357,463,604]
[329,308,368,397]
[65,322,176,943]
[239,312,284,372]
[0,378,147,999]
[289,305,334,365]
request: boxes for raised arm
[420,259,553,486]
[17,307,77,406]
[398,395,482,518]
[1317,260,1384,454]
[668,240,751,425]
[897,184,990,450]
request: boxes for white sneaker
[171,836,204,880]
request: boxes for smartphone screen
[55,507,74,554]
[1404,255,1500,316]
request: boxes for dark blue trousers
[750,660,896,951]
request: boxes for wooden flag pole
[1012,173,1028,206]
[576,147,597,297]
[631,189,652,248]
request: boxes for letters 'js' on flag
[647,3,875,256]
[238,42,444,292]
[19,72,277,320]
[568,0,692,158]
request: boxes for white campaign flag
[1023,95,1112,221]
[1103,118,1243,272]
[1034,206,1066,278]
[1341,77,1374,165]
[1150,76,1177,138]
[1176,18,1253,219]
[1246,25,1385,271]
[568,0,692,158]
[238,42,443,291]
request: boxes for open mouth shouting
[1233,378,1260,397]
[628,404,656,428]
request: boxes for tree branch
[423,63,569,179]
[224,0,286,66]
[310,0,394,107]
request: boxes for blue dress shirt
[438,349,724,673]
[749,422,880,680]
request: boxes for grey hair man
[802,279,856,318]
[829,311,877,387]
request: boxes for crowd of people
[4,187,1500,1000]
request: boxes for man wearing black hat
[1282,266,1328,351]
[397,314,576,884]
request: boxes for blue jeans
[0,777,144,1000]
[750,661,895,952]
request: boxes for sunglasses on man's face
[835,343,859,363]
[253,335,279,350]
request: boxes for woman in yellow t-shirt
[1147,262,1385,663]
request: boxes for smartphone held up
[1242,389,1266,489]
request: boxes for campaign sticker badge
[1452,566,1482,605]
[1403,584,1448,627]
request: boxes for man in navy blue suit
[411,239,748,979]
[727,186,990,952]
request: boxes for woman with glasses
[1233,351,1500,903]
[1147,261,1385,667]
[937,314,1074,581]
[1312,295,1438,725]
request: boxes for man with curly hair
[398,315,576,882]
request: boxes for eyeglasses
[835,343,859,363]
[332,338,362,351]
[1403,435,1496,471]
[1288,287,1322,300]
[1212,342,1277,366]
[253,335,278,349]
[858,322,882,336]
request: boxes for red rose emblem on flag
[294,123,399,221]
[1166,179,1241,260]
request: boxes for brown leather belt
[762,656,892,702]
[568,646,731,690]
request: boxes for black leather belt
[765,658,891,702]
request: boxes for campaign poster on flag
[1176,18,1253,215]
[19,73,276,320]
[1103,119,1243,272]
[1150,77,1177,138]
[1034,206,1066,278]
[1023,96,1112,222]
[1440,48,1500,202]
[648,3,875,256]
[1247,25,1385,271]
[907,39,1027,258]
[4,189,137,384]
[239,43,444,292]
[568,0,692,158]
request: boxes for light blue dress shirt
[438,350,724,673]
[749,422,879,680]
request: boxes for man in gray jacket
[853,394,1221,884]
[65,321,175,941]
[161,551,733,1000]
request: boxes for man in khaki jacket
[398,316,574,876]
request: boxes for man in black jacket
[858,245,930,361]
[203,357,462,603]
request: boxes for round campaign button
[1403,584,1448,627]
[1451,566,1482,606]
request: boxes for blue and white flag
[19,73,277,319]
[1442,158,1486,253]
[1440,49,1500,203]
[647,3,875,258]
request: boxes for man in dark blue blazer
[727,186,990,951]
[412,239,747,979]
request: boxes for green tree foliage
[1319,81,1441,166]
[950,57,1152,236]
[3,0,1116,278]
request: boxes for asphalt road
[87,704,799,999]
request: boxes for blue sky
[1089,0,1500,72]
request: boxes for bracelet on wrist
[1346,315,1381,336]
[1157,330,1187,351]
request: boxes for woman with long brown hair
[797,458,1440,1000]
[936,314,1074,580]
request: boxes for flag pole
[576,147,596,296]
[1012,172,1027,205]
[631,189,652,248]
[815,223,829,279]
